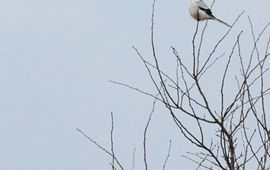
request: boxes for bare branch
[76,128,125,170]
[143,96,158,170]
[162,140,172,170]
[132,148,136,170]
[110,112,116,170]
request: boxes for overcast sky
[0,0,270,169]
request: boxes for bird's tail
[214,17,231,27]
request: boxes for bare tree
[78,0,270,169]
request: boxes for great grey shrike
[189,0,231,27]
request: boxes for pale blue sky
[0,0,269,169]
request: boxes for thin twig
[132,148,136,170]
[143,97,158,170]
[162,140,172,170]
[110,112,115,170]
[76,128,125,170]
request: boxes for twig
[76,128,125,170]
[143,97,158,170]
[110,112,116,170]
[132,148,136,170]
[162,140,172,170]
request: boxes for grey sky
[0,0,270,169]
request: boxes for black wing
[199,7,214,17]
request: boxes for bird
[189,0,231,27]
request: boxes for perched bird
[189,0,231,27]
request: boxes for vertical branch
[110,112,116,170]
[176,57,181,105]
[192,20,199,76]
[196,20,208,74]
[143,98,158,170]
[150,0,178,107]
[220,31,243,117]
[162,140,172,170]
[195,0,215,74]
[265,33,270,56]
[132,148,136,170]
